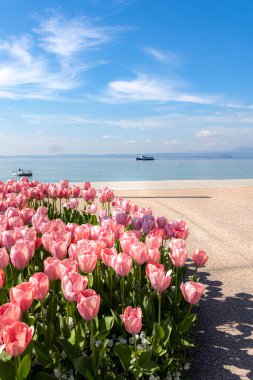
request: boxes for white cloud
[144,47,179,65]
[93,73,220,105]
[163,139,181,145]
[102,135,120,139]
[35,15,117,60]
[195,130,221,139]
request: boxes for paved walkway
[114,186,253,380]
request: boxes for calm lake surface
[0,157,252,183]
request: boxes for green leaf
[178,313,197,334]
[95,338,109,367]
[18,354,31,380]
[0,350,11,362]
[105,375,125,380]
[138,349,152,368]
[142,360,160,375]
[35,373,56,380]
[55,338,80,361]
[96,317,114,340]
[33,341,52,366]
[74,356,94,380]
[152,323,165,340]
[0,360,15,380]
[113,343,133,371]
[179,338,195,348]
[132,368,143,378]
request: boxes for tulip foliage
[0,178,208,380]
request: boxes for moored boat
[12,169,33,177]
[136,155,154,161]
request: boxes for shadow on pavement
[186,272,253,380]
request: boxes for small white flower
[108,339,114,347]
[118,337,127,344]
[54,369,61,378]
[140,331,146,339]
[137,344,142,350]
[184,362,191,370]
[95,340,102,347]
[61,351,67,359]
[129,337,135,345]
[135,334,139,339]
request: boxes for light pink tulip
[111,253,133,277]
[0,303,22,329]
[119,232,138,255]
[0,321,34,357]
[29,273,50,301]
[10,282,34,312]
[0,247,9,269]
[130,242,149,265]
[75,225,91,241]
[120,306,142,334]
[100,247,117,267]
[58,258,78,279]
[62,272,88,302]
[181,281,205,304]
[146,262,165,277]
[78,251,97,274]
[169,248,188,267]
[43,257,61,281]
[169,238,186,251]
[10,240,31,270]
[2,230,17,252]
[149,270,172,293]
[77,289,100,321]
[192,249,209,267]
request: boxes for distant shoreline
[71,179,253,190]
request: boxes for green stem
[14,356,18,380]
[121,277,125,312]
[110,268,113,305]
[158,292,162,326]
[181,304,192,332]
[40,300,46,334]
[89,321,96,370]
[71,303,77,343]
[139,265,142,302]
[175,267,178,303]
[134,334,138,367]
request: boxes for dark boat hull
[136,157,154,161]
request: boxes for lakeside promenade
[85,179,253,379]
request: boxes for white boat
[12,169,33,177]
[136,155,154,161]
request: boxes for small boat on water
[12,169,33,177]
[136,155,154,161]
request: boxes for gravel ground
[115,186,253,380]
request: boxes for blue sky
[0,0,253,154]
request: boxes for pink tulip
[0,247,9,269]
[169,248,188,267]
[20,208,35,224]
[130,242,149,265]
[86,204,97,215]
[10,240,31,270]
[146,233,163,249]
[10,282,34,312]
[62,272,88,302]
[75,224,91,241]
[181,281,205,304]
[0,303,21,329]
[78,251,97,274]
[60,179,69,189]
[149,270,172,293]
[192,249,209,267]
[83,181,91,190]
[58,259,79,279]
[111,253,133,277]
[120,306,142,334]
[147,247,161,263]
[37,206,48,216]
[1,230,17,252]
[146,262,165,277]
[77,289,100,321]
[0,321,34,357]
[43,257,61,281]
[169,238,186,251]
[29,273,50,301]
[100,247,117,267]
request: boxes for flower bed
[0,178,208,380]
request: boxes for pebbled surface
[115,187,253,380]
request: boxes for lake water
[0,157,253,183]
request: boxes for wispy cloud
[163,139,181,145]
[102,135,120,139]
[144,47,179,65]
[35,14,117,61]
[195,130,221,139]
[92,73,220,105]
[0,13,122,100]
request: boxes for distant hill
[1,146,253,159]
